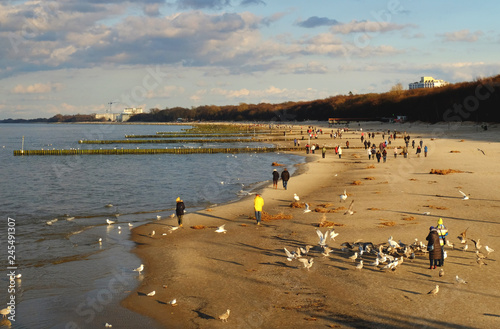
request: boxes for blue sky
[1,0,499,119]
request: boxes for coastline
[122,121,500,328]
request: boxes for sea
[0,123,304,329]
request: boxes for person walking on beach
[393,146,398,158]
[376,150,381,163]
[382,148,387,163]
[426,226,443,269]
[272,169,279,189]
[281,168,290,190]
[322,146,327,158]
[424,145,428,157]
[338,146,342,159]
[367,148,372,160]
[416,145,422,157]
[436,218,448,265]
[305,144,310,154]
[254,194,264,225]
[175,197,186,227]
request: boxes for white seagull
[169,299,178,306]
[293,193,300,202]
[105,323,112,328]
[218,309,230,322]
[344,200,354,215]
[428,285,439,296]
[133,264,144,274]
[329,229,339,241]
[215,224,227,233]
[284,247,297,261]
[1,306,11,318]
[455,275,468,284]
[485,246,494,255]
[298,258,314,270]
[316,229,329,246]
[157,215,162,220]
[304,203,311,213]
[340,190,347,202]
[355,260,363,270]
[106,219,115,225]
[146,290,156,297]
[459,190,470,200]
[388,236,401,249]
[128,223,133,227]
[168,226,180,233]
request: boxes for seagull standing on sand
[106,219,115,225]
[459,190,470,200]
[349,252,358,262]
[439,268,444,277]
[218,309,230,322]
[428,285,439,296]
[471,238,482,250]
[485,246,494,255]
[215,224,227,233]
[146,290,156,297]
[169,299,177,306]
[455,275,467,284]
[340,190,347,202]
[294,193,300,202]
[1,306,11,318]
[304,203,311,213]
[355,260,363,270]
[133,264,144,274]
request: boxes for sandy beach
[121,121,500,329]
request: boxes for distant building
[94,107,143,122]
[409,76,449,90]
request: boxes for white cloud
[12,82,63,94]
[438,29,484,42]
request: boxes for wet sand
[122,121,500,328]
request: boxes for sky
[1,0,499,119]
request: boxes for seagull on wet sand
[147,290,156,297]
[340,190,347,202]
[215,224,227,233]
[428,285,439,296]
[168,226,180,233]
[169,299,178,306]
[294,193,300,202]
[133,264,144,274]
[157,215,162,220]
[459,190,470,200]
[218,309,230,322]
[455,275,468,284]
[106,219,115,225]
[149,230,156,237]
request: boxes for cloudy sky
[1,0,499,119]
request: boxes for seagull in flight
[329,229,339,241]
[304,203,311,213]
[316,229,329,246]
[459,190,470,200]
[215,224,227,233]
[106,219,116,225]
[293,193,300,202]
[298,258,314,270]
[284,247,298,261]
[344,200,354,215]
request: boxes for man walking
[281,168,290,190]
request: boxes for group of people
[272,168,290,189]
[426,218,448,269]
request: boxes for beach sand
[122,121,500,328]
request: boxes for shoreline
[123,121,499,328]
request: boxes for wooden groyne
[78,137,285,144]
[13,146,300,156]
[125,132,291,138]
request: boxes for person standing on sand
[382,148,387,162]
[416,145,422,157]
[424,145,428,157]
[338,146,342,159]
[322,146,327,158]
[436,218,448,265]
[281,168,290,190]
[426,226,443,269]
[394,146,398,158]
[367,148,372,160]
[376,150,381,163]
[175,197,186,227]
[254,194,264,225]
[272,169,279,189]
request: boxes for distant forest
[3,74,500,123]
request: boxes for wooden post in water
[21,136,24,154]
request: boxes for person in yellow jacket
[254,194,264,225]
[436,218,448,265]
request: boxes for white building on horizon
[94,107,143,122]
[409,76,449,90]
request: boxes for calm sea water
[0,123,304,328]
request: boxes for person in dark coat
[272,169,279,189]
[175,197,186,227]
[426,226,443,269]
[281,168,290,190]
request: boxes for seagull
[427,285,439,296]
[455,275,467,284]
[66,216,75,221]
[98,238,102,244]
[459,190,470,200]
[149,230,156,237]
[169,299,178,306]
[284,247,297,261]
[476,251,486,259]
[446,240,455,249]
[304,203,311,213]
[477,148,485,155]
[344,200,354,215]
[370,258,379,267]
[105,323,112,328]
[329,230,339,241]
[218,309,230,322]
[462,244,468,252]
[348,252,358,262]
[133,264,144,274]
[316,229,329,246]
[388,236,401,249]
[169,213,175,218]
[422,212,431,216]
[118,226,122,230]
[106,219,115,225]
[322,247,333,257]
[147,290,156,297]
[339,190,347,202]
[215,224,227,233]
[293,193,300,202]
[298,258,314,270]
[168,226,180,233]
[485,246,494,255]
[471,238,482,250]
[105,204,113,208]
[355,260,363,270]
[157,215,162,220]
[476,258,487,266]
[438,268,444,277]
[128,223,133,227]
[300,245,313,256]
[0,306,10,318]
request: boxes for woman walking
[426,226,443,269]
